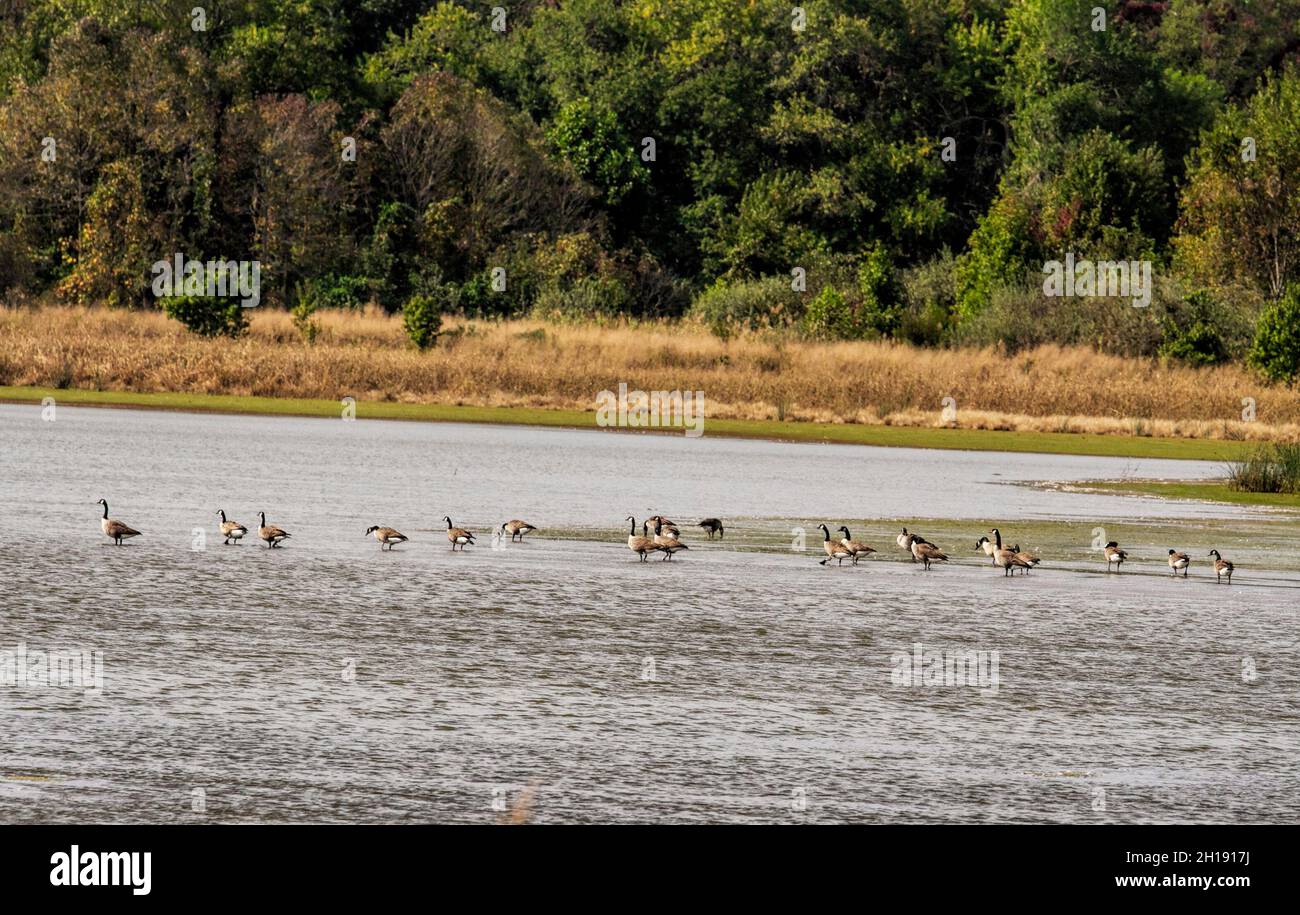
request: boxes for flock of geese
[97,499,1237,582]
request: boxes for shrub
[402,293,443,349]
[307,273,370,310]
[1247,286,1300,383]
[688,276,802,337]
[897,253,956,346]
[162,295,248,338]
[1227,443,1300,493]
[856,243,902,337]
[946,280,1165,355]
[531,276,630,321]
[290,296,320,344]
[801,286,864,340]
[1160,320,1227,367]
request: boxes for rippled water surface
[1,404,1297,823]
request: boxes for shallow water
[1,403,1296,823]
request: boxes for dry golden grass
[3,305,1299,442]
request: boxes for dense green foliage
[1248,286,1300,383]
[1,0,1299,375]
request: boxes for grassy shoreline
[1070,479,1300,508]
[0,384,1258,461]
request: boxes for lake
[1,403,1296,823]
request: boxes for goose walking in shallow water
[625,516,663,562]
[1209,549,1234,584]
[366,526,408,551]
[443,517,475,551]
[989,528,1030,576]
[215,510,247,545]
[1167,549,1190,578]
[837,526,876,564]
[500,520,536,543]
[1010,544,1041,573]
[1103,541,1127,572]
[96,499,141,545]
[818,524,854,566]
[653,520,689,560]
[257,512,291,548]
[910,536,948,571]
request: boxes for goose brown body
[443,516,475,551]
[626,516,664,561]
[215,509,246,544]
[989,529,1029,576]
[500,519,536,542]
[653,520,688,560]
[257,511,290,548]
[697,518,724,539]
[1168,549,1190,577]
[647,516,680,537]
[837,526,876,564]
[819,524,854,566]
[1209,549,1234,584]
[366,526,408,550]
[97,499,141,545]
[910,537,948,570]
[1103,541,1127,571]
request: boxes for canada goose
[500,519,536,543]
[649,519,675,547]
[897,527,920,561]
[1167,549,1190,578]
[366,526,408,550]
[819,524,854,566]
[910,538,949,571]
[647,516,680,537]
[96,499,141,545]
[214,509,247,545]
[989,528,1030,576]
[697,518,724,539]
[443,516,475,551]
[837,526,876,564]
[1103,541,1127,572]
[626,516,663,562]
[1010,543,1041,572]
[1209,549,1234,584]
[654,520,689,560]
[975,536,997,565]
[257,512,290,548]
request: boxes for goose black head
[1168,549,1176,555]
[1105,540,1118,548]
[366,526,378,536]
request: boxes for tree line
[2,1,1300,379]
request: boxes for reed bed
[1227,443,1300,492]
[3,305,1300,443]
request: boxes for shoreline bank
[0,385,1256,461]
